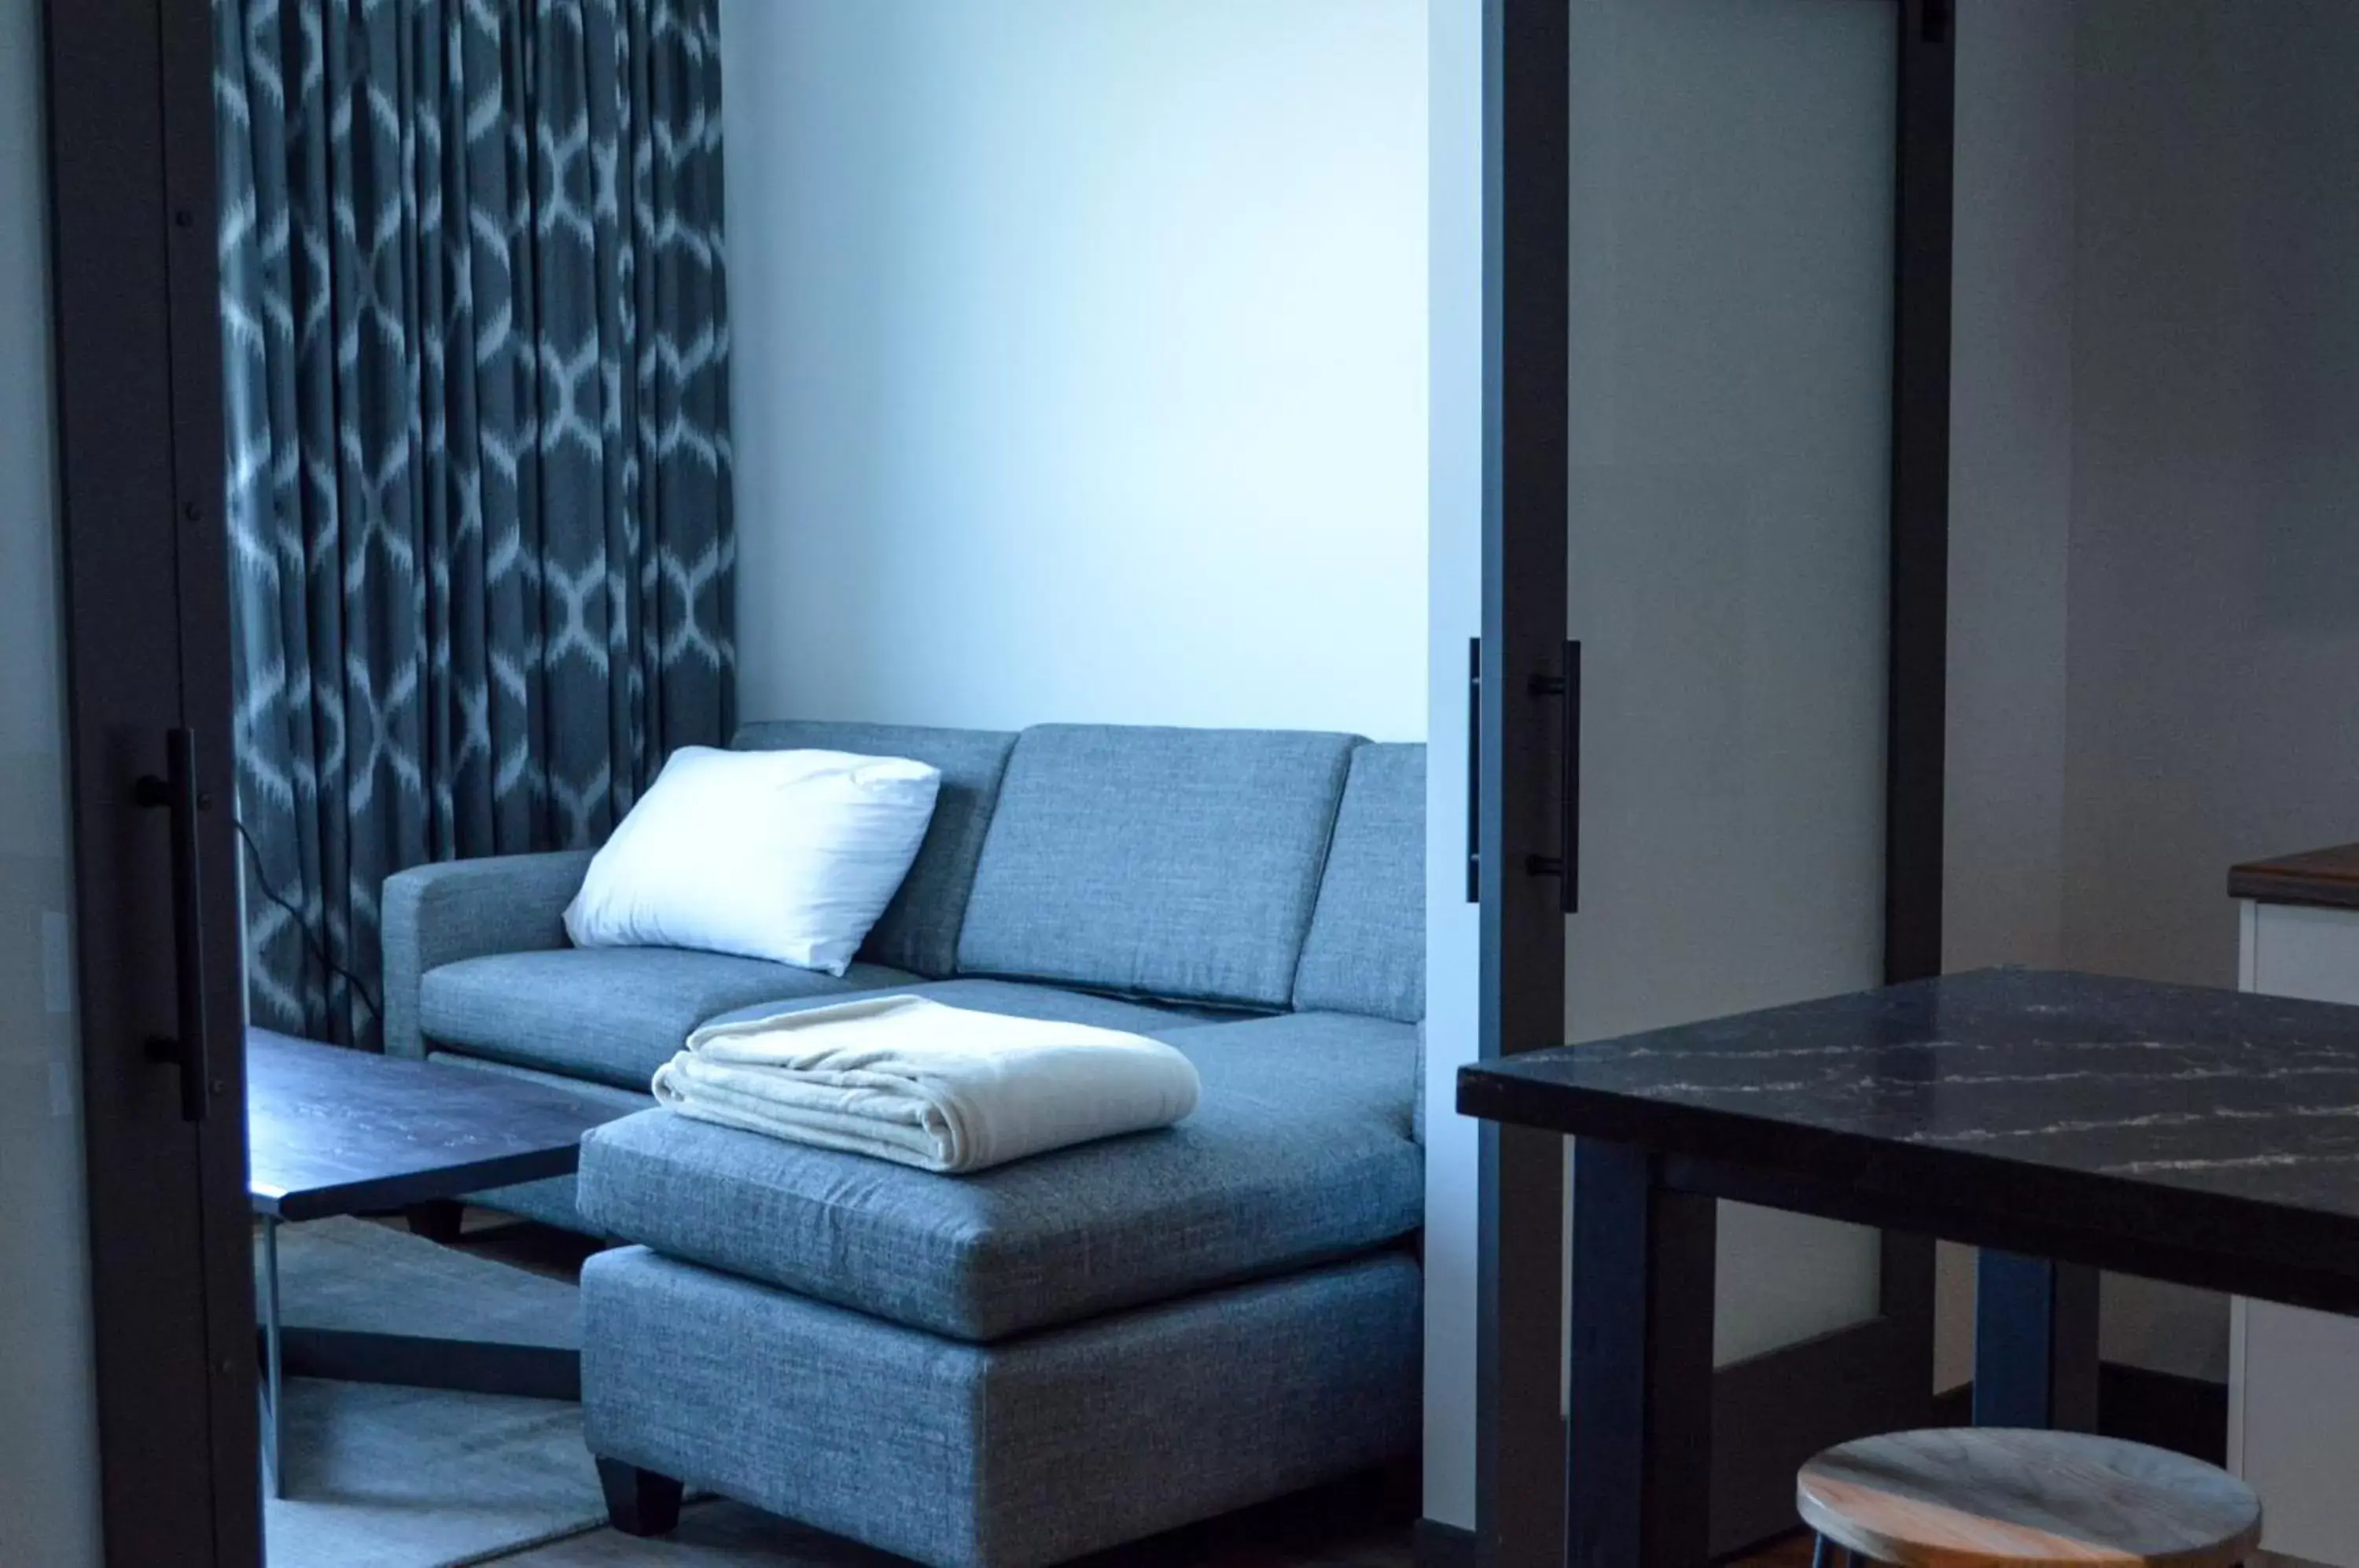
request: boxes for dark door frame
[1475,1,1955,1562]
[44,0,259,1563]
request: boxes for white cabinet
[2232,856,2359,1566]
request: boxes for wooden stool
[1797,1428,2261,1566]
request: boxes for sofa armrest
[380,850,595,1059]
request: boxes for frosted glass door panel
[0,0,101,1559]
[1565,0,1896,1367]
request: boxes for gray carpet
[260,1217,607,1568]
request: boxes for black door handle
[1524,641,1581,914]
[1465,637,1481,904]
[134,728,210,1122]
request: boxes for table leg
[260,1214,283,1499]
[1564,1138,1715,1568]
[246,1209,579,1419]
[1973,1250,2100,1430]
[274,1328,578,1401]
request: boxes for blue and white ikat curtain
[215,0,735,1046]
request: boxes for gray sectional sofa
[380,720,1426,1568]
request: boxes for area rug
[259,1217,608,1568]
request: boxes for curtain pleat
[215,0,734,1048]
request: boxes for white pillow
[564,746,942,975]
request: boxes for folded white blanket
[650,995,1202,1173]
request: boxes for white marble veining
[1479,969,2359,1224]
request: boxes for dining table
[1456,966,2359,1568]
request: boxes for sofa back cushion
[1292,742,1426,1021]
[731,721,1016,977]
[955,725,1358,1008]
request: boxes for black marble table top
[1458,968,2359,1311]
[248,1029,632,1221]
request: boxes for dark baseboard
[1414,1517,1477,1568]
[1932,1361,2228,1467]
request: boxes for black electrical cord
[233,815,382,1024]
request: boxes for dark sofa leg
[405,1199,466,1243]
[598,1458,684,1537]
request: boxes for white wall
[1422,0,1482,1530]
[1949,0,2359,1384]
[0,0,103,1560]
[2065,0,2359,1382]
[719,0,1429,740]
[2063,0,2359,991]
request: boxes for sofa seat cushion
[576,1010,1421,1342]
[694,976,1226,1037]
[955,725,1359,1009]
[418,948,917,1091]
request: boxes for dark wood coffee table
[247,1029,633,1496]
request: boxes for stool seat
[1797,1428,2261,1567]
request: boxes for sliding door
[1478,0,1952,1559]
[44,0,260,1562]
[0,0,100,1559]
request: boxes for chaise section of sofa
[582,1247,1421,1568]
[575,1006,1419,1342]
[381,718,1428,1567]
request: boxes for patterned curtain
[215,0,734,1048]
